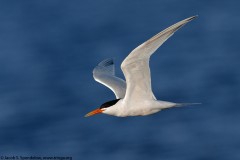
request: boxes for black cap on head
[100,99,120,109]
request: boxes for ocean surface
[0,0,239,160]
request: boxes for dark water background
[0,0,239,159]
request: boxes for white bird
[85,16,200,117]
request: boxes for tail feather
[175,103,201,107]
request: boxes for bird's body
[85,16,200,117]
[103,99,177,117]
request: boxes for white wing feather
[93,58,126,99]
[121,16,197,103]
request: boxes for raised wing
[121,16,197,102]
[93,58,126,99]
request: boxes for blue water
[0,0,239,159]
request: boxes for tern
[85,16,200,117]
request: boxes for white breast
[103,99,165,117]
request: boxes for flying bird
[85,16,200,117]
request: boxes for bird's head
[84,99,120,117]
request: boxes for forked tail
[175,103,201,107]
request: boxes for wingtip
[98,58,114,67]
[188,15,198,21]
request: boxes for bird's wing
[93,58,126,99]
[121,16,197,102]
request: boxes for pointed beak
[84,108,103,117]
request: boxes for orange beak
[84,108,103,117]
